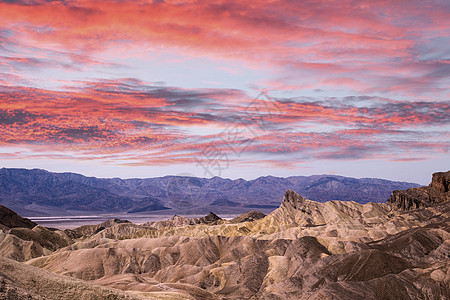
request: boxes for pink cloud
[0,0,448,96]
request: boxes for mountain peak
[281,189,306,210]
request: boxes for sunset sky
[0,0,449,184]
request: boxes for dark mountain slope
[0,168,419,216]
[0,205,37,229]
[388,170,450,210]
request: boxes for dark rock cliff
[0,205,37,229]
[387,170,450,210]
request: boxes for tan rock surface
[0,255,149,300]
[2,171,450,299]
[0,225,72,261]
[27,190,450,299]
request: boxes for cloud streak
[0,80,448,168]
[0,1,448,180]
[0,0,449,96]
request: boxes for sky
[0,0,449,184]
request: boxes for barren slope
[26,171,450,299]
[2,170,449,299]
[0,255,149,300]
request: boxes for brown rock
[142,212,222,229]
[281,189,306,210]
[0,205,37,229]
[430,171,450,193]
[387,171,450,210]
[70,218,131,238]
[0,256,147,300]
[230,211,266,223]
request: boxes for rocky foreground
[0,171,449,299]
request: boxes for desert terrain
[0,171,449,299]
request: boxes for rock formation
[0,225,72,262]
[68,218,132,238]
[0,206,74,261]
[142,212,223,230]
[387,170,450,210]
[230,210,266,223]
[1,171,449,299]
[0,205,37,229]
[0,256,147,300]
[25,186,450,299]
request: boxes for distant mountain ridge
[0,168,420,216]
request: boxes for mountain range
[0,168,419,216]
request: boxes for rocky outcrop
[230,210,266,223]
[196,212,222,224]
[142,212,222,230]
[0,256,147,300]
[69,218,131,238]
[2,173,450,299]
[430,171,450,193]
[0,225,73,262]
[387,170,450,210]
[281,189,307,210]
[0,206,73,261]
[0,205,37,229]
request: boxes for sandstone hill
[142,212,223,230]
[0,256,148,300]
[230,211,266,223]
[0,205,37,229]
[0,205,73,261]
